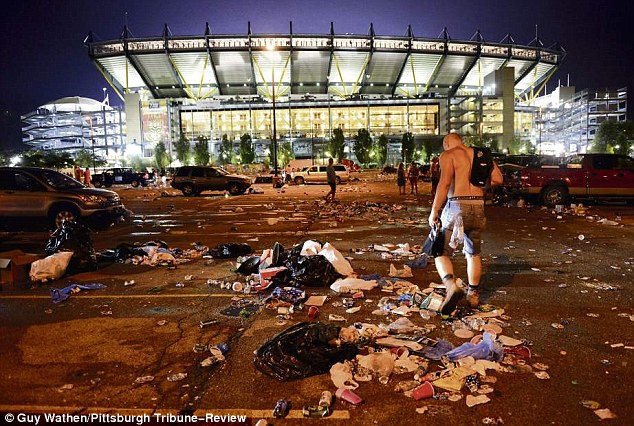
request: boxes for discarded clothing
[50,283,107,304]
[445,332,504,362]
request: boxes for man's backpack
[470,147,494,187]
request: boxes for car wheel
[94,181,103,188]
[50,205,79,228]
[105,182,112,188]
[131,180,140,187]
[336,176,342,185]
[541,185,568,207]
[228,182,242,195]
[182,184,196,196]
[294,176,305,185]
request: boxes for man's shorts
[440,200,486,256]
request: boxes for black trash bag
[209,243,252,259]
[254,322,358,381]
[270,242,284,267]
[271,254,343,288]
[422,221,445,258]
[236,256,261,275]
[45,219,97,272]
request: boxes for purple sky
[1,0,632,116]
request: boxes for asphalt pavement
[0,174,632,425]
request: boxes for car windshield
[40,169,85,189]
[215,167,230,175]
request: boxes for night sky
[1,0,632,148]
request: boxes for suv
[293,164,349,185]
[171,166,252,196]
[0,167,126,230]
[92,167,153,188]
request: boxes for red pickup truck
[514,153,634,206]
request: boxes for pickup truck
[92,168,153,188]
[514,153,634,206]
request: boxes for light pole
[267,45,279,181]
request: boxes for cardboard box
[0,249,42,288]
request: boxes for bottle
[335,388,362,405]
[273,399,290,418]
[319,391,333,408]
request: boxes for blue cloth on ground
[50,283,107,304]
[445,332,504,361]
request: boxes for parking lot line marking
[0,405,350,419]
[0,293,236,300]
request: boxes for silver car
[292,164,350,185]
[0,167,126,230]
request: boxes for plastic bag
[254,322,358,381]
[209,243,252,259]
[45,219,96,272]
[272,254,343,288]
[422,221,445,257]
[445,332,504,362]
[30,251,74,281]
[318,243,354,276]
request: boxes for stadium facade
[21,23,627,164]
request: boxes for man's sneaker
[439,280,465,315]
[466,286,480,308]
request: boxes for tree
[353,128,373,165]
[326,128,346,162]
[592,120,634,155]
[239,133,255,164]
[401,132,415,163]
[275,141,294,168]
[154,141,170,169]
[219,134,234,165]
[423,139,433,162]
[174,134,191,165]
[193,135,210,165]
[507,136,523,155]
[376,134,388,165]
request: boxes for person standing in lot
[324,158,337,203]
[430,156,441,198]
[428,132,503,313]
[397,162,406,195]
[83,167,92,187]
[74,165,83,183]
[407,161,419,194]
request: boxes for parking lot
[1,174,633,425]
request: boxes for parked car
[513,153,634,206]
[92,167,153,188]
[0,166,126,230]
[171,166,252,196]
[292,164,350,185]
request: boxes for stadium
[31,23,574,165]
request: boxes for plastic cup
[308,306,319,319]
[335,388,362,405]
[411,381,435,400]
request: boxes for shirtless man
[428,133,503,314]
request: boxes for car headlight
[78,194,107,205]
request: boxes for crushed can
[273,398,290,418]
[302,405,330,418]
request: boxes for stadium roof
[85,23,565,103]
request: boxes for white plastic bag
[29,251,74,281]
[318,242,354,276]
